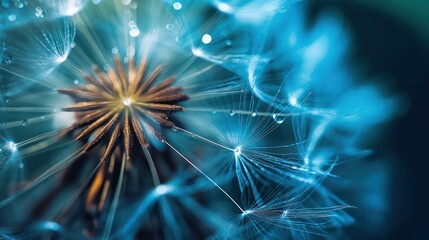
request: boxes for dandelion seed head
[59,53,187,161]
[0,1,399,239]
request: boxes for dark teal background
[311,1,429,239]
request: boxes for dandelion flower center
[122,97,133,106]
[58,54,187,161]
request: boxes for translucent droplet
[252,112,256,117]
[74,79,80,85]
[8,14,16,22]
[15,0,27,8]
[165,24,175,31]
[121,0,131,5]
[191,132,196,137]
[225,39,232,46]
[92,0,101,4]
[130,2,138,9]
[35,6,45,18]
[1,1,10,8]
[40,116,46,120]
[129,23,140,37]
[230,110,235,116]
[111,47,119,54]
[2,53,13,65]
[22,120,28,127]
[171,126,178,132]
[272,114,285,124]
[202,34,212,44]
[173,2,182,10]
[4,97,10,103]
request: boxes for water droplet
[92,0,101,4]
[129,21,140,37]
[2,54,14,65]
[74,79,80,85]
[225,39,232,46]
[111,47,118,54]
[230,110,235,116]
[3,97,9,103]
[171,126,178,132]
[1,0,10,8]
[15,0,27,8]
[22,120,28,127]
[121,0,131,5]
[202,34,212,44]
[252,112,256,117]
[8,14,16,22]
[272,114,285,124]
[165,24,175,31]
[70,42,76,48]
[173,2,182,10]
[35,6,46,18]
[191,132,196,137]
[130,2,138,9]
[40,116,46,120]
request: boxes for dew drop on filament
[2,54,13,65]
[35,6,45,18]
[166,24,175,31]
[272,114,285,124]
[129,26,140,37]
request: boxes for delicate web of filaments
[0,7,317,223]
[0,75,312,216]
